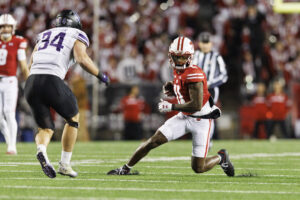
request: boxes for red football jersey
[121,96,145,122]
[252,95,268,120]
[267,93,291,120]
[0,35,27,76]
[173,65,210,115]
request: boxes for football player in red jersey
[108,37,234,176]
[0,14,29,155]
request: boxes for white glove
[158,99,173,113]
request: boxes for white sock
[61,151,72,164]
[37,144,50,163]
[125,164,132,169]
[37,144,46,153]
[218,155,222,164]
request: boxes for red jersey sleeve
[184,66,205,83]
[17,37,27,49]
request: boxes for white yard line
[0,170,299,178]
[1,152,300,166]
[0,196,149,200]
[0,177,300,186]
[2,185,300,195]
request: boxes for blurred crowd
[1,0,300,139]
[1,0,299,86]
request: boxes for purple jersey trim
[78,33,89,47]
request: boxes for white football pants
[159,112,212,158]
[0,76,18,152]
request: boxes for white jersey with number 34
[30,27,89,79]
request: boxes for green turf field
[0,140,300,200]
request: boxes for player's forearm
[172,82,203,113]
[21,67,29,80]
[172,100,202,113]
[19,60,29,80]
[77,54,99,76]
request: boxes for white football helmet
[168,36,194,70]
[0,14,17,38]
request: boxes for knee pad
[66,119,79,128]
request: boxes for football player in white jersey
[24,10,110,178]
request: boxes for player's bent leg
[127,130,168,166]
[62,113,79,152]
[35,128,54,146]
[35,128,56,178]
[107,130,168,175]
[58,113,79,178]
[191,156,220,173]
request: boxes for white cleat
[58,161,78,178]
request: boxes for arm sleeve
[75,30,90,47]
[207,55,228,88]
[185,69,205,83]
[17,49,26,61]
[17,38,27,61]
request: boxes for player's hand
[163,81,175,97]
[158,99,173,113]
[97,72,110,86]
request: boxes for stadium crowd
[0,0,300,140]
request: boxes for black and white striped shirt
[193,50,228,102]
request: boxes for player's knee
[71,113,80,122]
[66,113,79,128]
[192,166,206,173]
[147,136,165,149]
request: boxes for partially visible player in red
[107,37,234,176]
[252,82,268,138]
[266,79,291,138]
[0,14,29,155]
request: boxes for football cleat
[6,151,17,155]
[36,152,56,178]
[218,149,235,177]
[58,161,78,178]
[107,165,132,175]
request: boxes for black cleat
[37,152,56,178]
[218,149,235,177]
[107,165,138,175]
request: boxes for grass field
[0,140,300,200]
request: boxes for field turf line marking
[1,177,300,186]
[0,196,147,200]
[0,170,300,177]
[3,185,300,195]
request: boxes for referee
[193,32,228,143]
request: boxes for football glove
[97,72,110,86]
[163,81,175,97]
[158,99,173,113]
